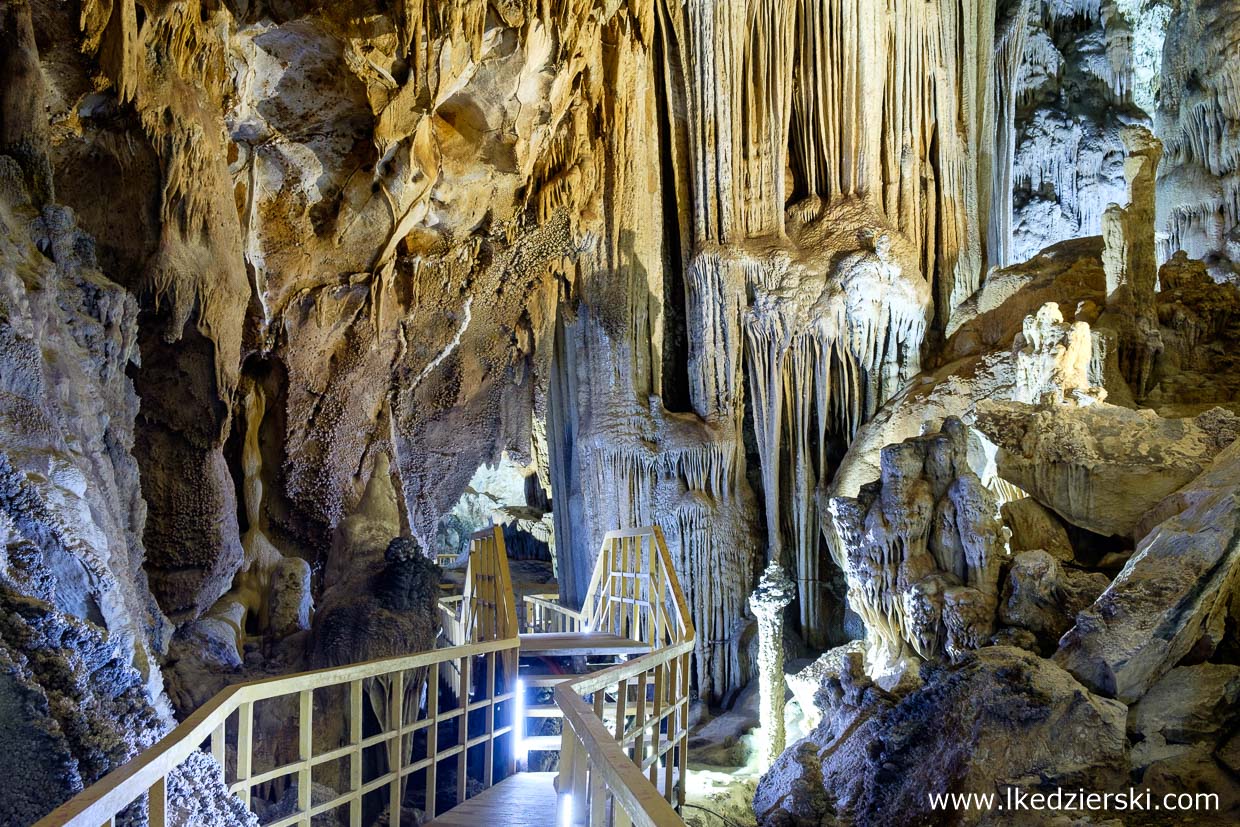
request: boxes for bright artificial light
[514,678,528,768]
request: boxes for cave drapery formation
[4,0,1240,824]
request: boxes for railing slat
[148,777,166,827]
[298,689,313,825]
[390,670,405,827]
[426,661,440,819]
[236,700,253,807]
[349,679,362,827]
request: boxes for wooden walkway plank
[423,772,558,826]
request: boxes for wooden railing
[440,527,518,650]
[39,527,693,827]
[581,528,687,648]
[554,527,693,826]
[522,591,583,633]
[35,636,519,827]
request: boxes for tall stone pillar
[749,561,795,771]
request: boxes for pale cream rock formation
[975,400,1238,538]
[1013,301,1102,404]
[1001,497,1076,562]
[784,640,869,730]
[741,199,931,647]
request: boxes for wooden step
[520,632,652,657]
[524,703,563,717]
[522,735,562,753]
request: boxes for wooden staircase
[513,527,689,768]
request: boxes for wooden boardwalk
[520,631,653,656]
[425,772,558,826]
[38,527,691,827]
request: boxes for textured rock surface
[784,640,869,730]
[0,160,249,823]
[999,550,1109,649]
[754,647,1128,827]
[1056,439,1240,703]
[1129,664,1240,748]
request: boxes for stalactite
[738,213,931,645]
[1156,0,1240,265]
[989,0,1035,268]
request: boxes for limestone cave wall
[2,0,1240,824]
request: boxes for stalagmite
[1099,126,1166,397]
[749,562,795,772]
[1104,127,1163,308]
[1013,302,1102,404]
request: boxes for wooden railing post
[210,721,226,773]
[569,732,588,825]
[298,689,313,826]
[426,662,440,819]
[236,700,253,807]
[148,777,166,827]
[483,651,495,787]
[349,679,363,827]
[456,654,471,806]
[389,670,405,827]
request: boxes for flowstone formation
[742,200,931,648]
[549,0,1003,697]
[1158,0,1240,272]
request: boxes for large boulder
[975,400,1238,538]
[1056,440,1240,702]
[755,647,1127,826]
[999,551,1109,650]
[1129,664,1240,749]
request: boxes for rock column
[749,562,795,771]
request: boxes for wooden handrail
[554,526,694,826]
[556,680,686,827]
[522,592,584,633]
[36,635,520,827]
[40,526,695,827]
